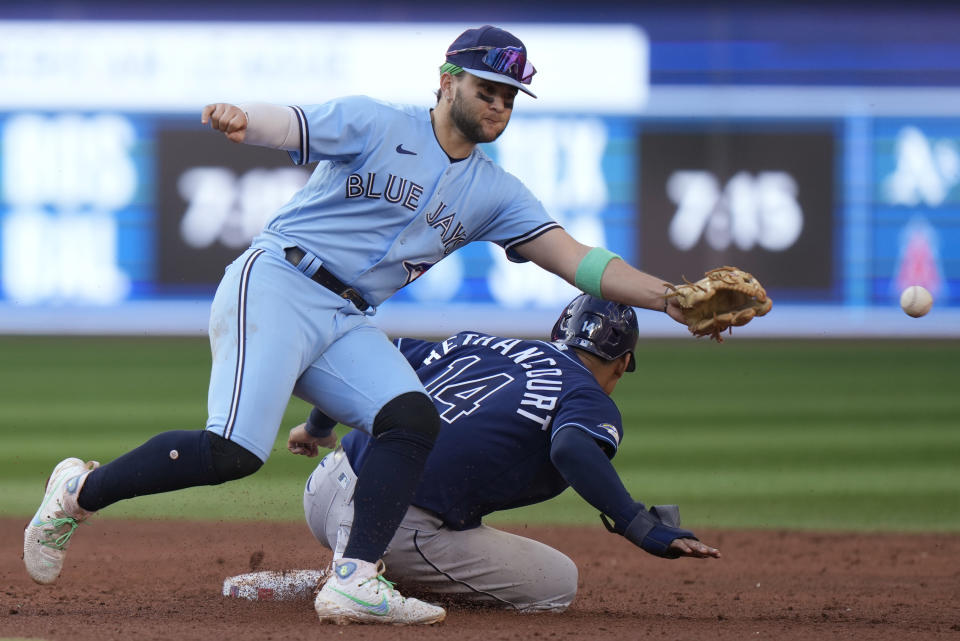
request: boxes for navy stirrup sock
[342,429,434,563]
[77,430,219,512]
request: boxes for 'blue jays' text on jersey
[253,96,560,307]
[341,333,625,530]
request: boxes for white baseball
[900,285,933,318]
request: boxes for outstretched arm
[550,426,720,559]
[513,228,686,323]
[201,102,300,149]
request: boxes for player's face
[450,74,517,144]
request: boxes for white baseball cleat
[314,558,446,625]
[23,457,100,584]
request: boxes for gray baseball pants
[303,448,577,611]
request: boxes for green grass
[1,337,958,532]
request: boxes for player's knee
[524,554,578,612]
[205,432,263,482]
[552,556,579,609]
[372,391,440,442]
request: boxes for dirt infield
[4,518,959,640]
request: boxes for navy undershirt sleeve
[551,425,698,558]
[304,407,337,438]
[549,425,640,531]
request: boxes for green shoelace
[41,517,79,549]
[365,574,401,599]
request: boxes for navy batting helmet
[551,294,638,372]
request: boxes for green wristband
[574,247,620,298]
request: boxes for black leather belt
[284,247,370,311]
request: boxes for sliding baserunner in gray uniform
[289,295,721,611]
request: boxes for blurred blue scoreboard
[0,13,957,337]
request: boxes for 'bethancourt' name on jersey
[341,332,625,530]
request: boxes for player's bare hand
[201,103,248,143]
[669,537,721,559]
[287,423,337,457]
[665,295,686,325]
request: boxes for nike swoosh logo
[395,144,417,155]
[329,587,390,615]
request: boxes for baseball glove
[664,266,772,342]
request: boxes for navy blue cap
[445,25,537,98]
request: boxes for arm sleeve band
[552,427,700,558]
[619,508,698,559]
[574,247,620,298]
[304,407,337,439]
[550,426,638,529]
[237,102,300,150]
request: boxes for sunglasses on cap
[445,45,537,85]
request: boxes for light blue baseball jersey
[254,95,560,307]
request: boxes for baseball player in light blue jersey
[24,25,688,626]
[292,296,720,612]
